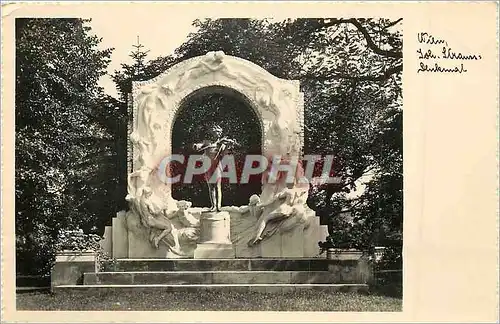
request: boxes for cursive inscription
[417,62,467,74]
[442,47,482,60]
[417,32,448,46]
[417,32,482,73]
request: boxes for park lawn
[17,290,402,312]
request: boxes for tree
[15,18,113,275]
[109,18,403,261]
[73,93,128,233]
[352,107,403,261]
[111,36,156,104]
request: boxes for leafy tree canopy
[15,18,116,274]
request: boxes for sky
[88,15,199,98]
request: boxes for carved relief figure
[135,82,172,152]
[126,167,151,202]
[248,178,310,246]
[176,51,231,90]
[128,81,173,204]
[286,129,301,156]
[230,194,263,217]
[134,187,182,255]
[174,200,200,228]
[126,133,156,201]
[248,194,263,219]
[175,51,264,94]
[170,201,200,248]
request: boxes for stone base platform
[100,258,349,271]
[193,243,235,259]
[102,208,329,259]
[51,257,373,293]
[53,283,369,294]
[84,270,359,285]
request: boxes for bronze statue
[193,124,239,212]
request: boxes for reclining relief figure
[129,188,200,256]
[132,186,182,255]
[248,178,310,246]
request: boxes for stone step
[83,270,358,285]
[16,286,51,293]
[53,283,369,294]
[101,258,355,272]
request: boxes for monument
[51,51,372,293]
[105,51,328,259]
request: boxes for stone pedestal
[194,211,235,259]
[112,211,129,258]
[105,206,328,259]
[226,207,328,258]
[193,243,235,259]
[51,251,96,290]
[99,226,113,256]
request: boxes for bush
[16,222,65,276]
[55,229,114,272]
[55,229,101,252]
[16,233,57,276]
[374,244,402,271]
[318,213,370,254]
[371,270,402,298]
[371,245,403,298]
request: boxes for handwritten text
[416,32,482,74]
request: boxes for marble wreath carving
[125,51,308,255]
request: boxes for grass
[17,290,402,312]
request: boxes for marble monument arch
[105,51,328,259]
